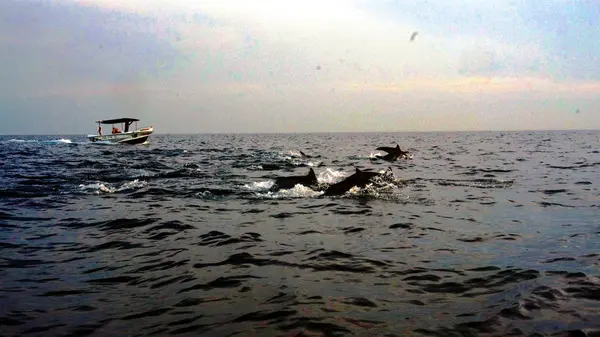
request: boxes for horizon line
[1,128,599,137]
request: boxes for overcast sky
[1,0,599,134]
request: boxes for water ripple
[1,131,599,336]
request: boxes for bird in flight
[410,31,418,42]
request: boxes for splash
[281,150,322,167]
[88,140,119,146]
[255,184,323,199]
[6,138,72,144]
[79,179,147,194]
[317,168,347,184]
[287,150,304,158]
[244,181,275,191]
[345,182,407,201]
[247,165,264,171]
[369,151,384,159]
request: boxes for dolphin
[375,144,410,162]
[270,168,318,191]
[323,167,393,196]
[299,151,312,158]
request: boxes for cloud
[70,0,462,81]
[0,1,183,99]
[1,0,598,134]
[457,39,546,77]
[340,76,600,97]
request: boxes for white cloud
[2,0,597,134]
[66,0,554,86]
[72,0,462,84]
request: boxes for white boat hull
[87,127,153,144]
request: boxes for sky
[1,0,599,134]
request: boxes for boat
[87,118,153,145]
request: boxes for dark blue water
[1,131,599,337]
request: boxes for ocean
[1,131,599,337]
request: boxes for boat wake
[6,138,73,144]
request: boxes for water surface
[1,131,599,336]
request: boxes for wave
[78,179,148,194]
[2,132,600,337]
[254,184,325,199]
[6,138,73,144]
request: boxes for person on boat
[98,125,102,136]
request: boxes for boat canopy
[96,118,140,124]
